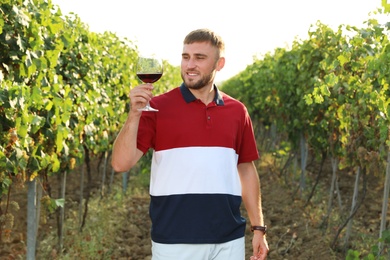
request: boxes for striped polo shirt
[137,83,259,244]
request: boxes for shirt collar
[179,83,225,106]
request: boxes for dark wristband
[251,225,267,234]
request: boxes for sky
[51,0,386,82]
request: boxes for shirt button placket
[206,109,212,128]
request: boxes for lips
[186,71,199,78]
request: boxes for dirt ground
[0,156,387,260]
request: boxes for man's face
[181,42,223,90]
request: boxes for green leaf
[0,16,4,34]
[382,0,390,13]
[31,86,42,104]
[337,54,348,66]
[55,127,64,153]
[46,49,61,69]
[16,122,28,138]
[55,198,65,208]
[31,115,45,134]
[50,153,60,172]
[13,6,30,27]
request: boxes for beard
[181,59,219,90]
[181,71,214,90]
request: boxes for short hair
[183,28,225,58]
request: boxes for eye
[193,54,207,61]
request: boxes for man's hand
[129,84,154,111]
[251,232,269,259]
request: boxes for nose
[185,57,196,69]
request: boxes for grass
[36,184,136,260]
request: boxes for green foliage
[382,0,390,13]
[0,0,181,238]
[41,195,64,214]
[222,10,390,171]
[346,229,390,260]
[0,0,181,180]
[37,189,124,259]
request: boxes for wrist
[128,109,142,120]
[250,225,267,235]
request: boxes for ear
[216,57,225,71]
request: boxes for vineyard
[1,0,390,259]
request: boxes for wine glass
[136,54,163,112]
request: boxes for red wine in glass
[136,73,163,83]
[136,55,163,111]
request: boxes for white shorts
[151,237,245,260]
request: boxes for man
[111,28,269,260]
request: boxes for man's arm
[111,84,153,172]
[238,161,269,259]
[111,111,144,172]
